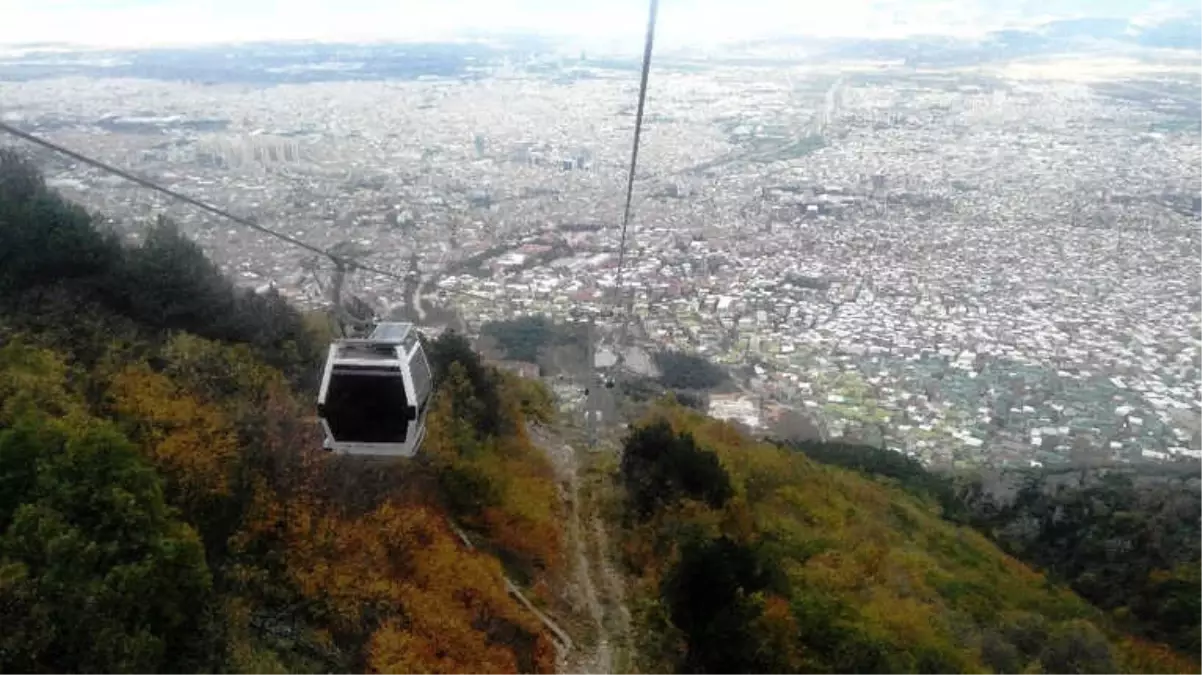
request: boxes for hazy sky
[0,0,1194,50]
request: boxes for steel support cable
[613,0,659,332]
[0,120,330,258]
[0,120,495,303]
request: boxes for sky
[0,0,1195,50]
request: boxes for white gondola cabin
[317,322,432,457]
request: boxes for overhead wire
[613,0,660,332]
[0,120,495,303]
[0,120,331,258]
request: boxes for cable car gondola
[317,322,432,457]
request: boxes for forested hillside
[959,465,1201,656]
[618,402,1197,674]
[784,438,1202,658]
[0,151,564,673]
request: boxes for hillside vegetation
[480,315,566,365]
[784,438,1202,657]
[618,402,1196,674]
[0,150,563,673]
[960,465,1201,656]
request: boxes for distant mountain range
[0,41,512,85]
[998,13,1201,49]
[790,13,1201,65]
[0,11,1195,85]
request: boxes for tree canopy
[963,467,1202,655]
[781,436,1202,657]
[0,406,217,672]
[480,314,561,364]
[780,438,966,520]
[653,349,729,390]
[621,419,733,520]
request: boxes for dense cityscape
[1,29,1198,470]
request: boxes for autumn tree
[426,331,504,436]
[0,154,569,674]
[0,341,84,426]
[233,492,554,673]
[1039,619,1117,674]
[621,419,733,520]
[783,437,964,520]
[424,365,563,575]
[106,363,240,556]
[621,403,1198,675]
[662,535,792,673]
[0,152,319,383]
[970,468,1202,652]
[0,415,219,673]
[1137,564,1202,654]
[115,218,319,381]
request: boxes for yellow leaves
[805,549,866,594]
[0,340,82,425]
[624,402,1192,675]
[497,372,555,426]
[424,386,482,467]
[108,364,238,508]
[472,453,562,571]
[368,624,432,673]
[859,589,944,651]
[483,504,562,571]
[3,326,561,672]
[160,332,281,406]
[1148,568,1174,585]
[222,597,289,674]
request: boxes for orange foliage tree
[423,362,563,578]
[233,483,556,673]
[95,335,557,672]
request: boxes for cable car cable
[0,120,495,304]
[613,0,659,322]
[0,120,331,258]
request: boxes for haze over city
[3,0,1200,49]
